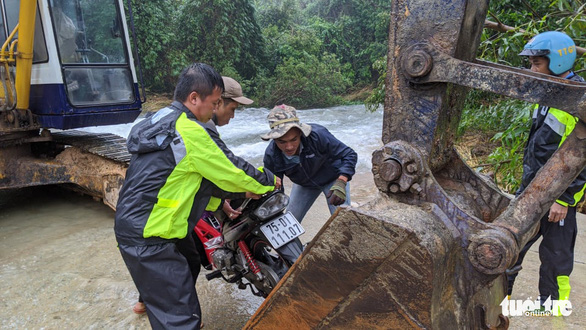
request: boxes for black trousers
[120,235,202,330]
[177,232,202,280]
[138,233,202,305]
[507,206,578,303]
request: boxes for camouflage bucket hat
[260,104,312,141]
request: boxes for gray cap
[222,76,253,105]
[260,104,312,141]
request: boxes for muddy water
[0,186,261,329]
[0,174,378,329]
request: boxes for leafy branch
[484,20,586,56]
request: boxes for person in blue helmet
[506,31,585,313]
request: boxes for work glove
[326,179,347,206]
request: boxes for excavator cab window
[49,0,134,106]
[32,11,48,63]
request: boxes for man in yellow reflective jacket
[114,63,280,329]
[506,32,585,313]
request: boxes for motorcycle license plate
[259,212,305,249]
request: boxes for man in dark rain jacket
[506,31,585,314]
[115,63,279,329]
[262,104,357,223]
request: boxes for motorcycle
[193,190,304,297]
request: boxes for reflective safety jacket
[263,124,357,188]
[518,72,586,207]
[115,101,276,246]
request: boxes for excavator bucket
[247,0,586,328]
[247,201,507,329]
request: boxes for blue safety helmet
[519,31,577,75]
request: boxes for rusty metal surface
[379,0,586,278]
[371,139,518,277]
[246,199,508,329]
[469,122,586,274]
[246,203,440,329]
[384,0,489,171]
[394,13,586,276]
[402,43,586,122]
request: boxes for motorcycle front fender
[277,238,303,266]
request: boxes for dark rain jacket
[115,101,276,246]
[263,124,357,188]
[518,72,586,207]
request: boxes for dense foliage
[176,0,267,81]
[127,0,390,108]
[480,0,585,70]
[128,0,179,92]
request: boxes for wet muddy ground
[0,186,260,329]
[1,173,584,329]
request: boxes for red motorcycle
[193,191,304,297]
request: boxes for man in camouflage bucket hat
[262,104,357,230]
[260,104,312,140]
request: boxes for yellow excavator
[2,1,585,329]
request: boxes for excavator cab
[0,0,141,129]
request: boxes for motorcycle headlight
[253,193,289,221]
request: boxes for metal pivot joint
[402,49,433,78]
[372,141,424,196]
[467,229,519,275]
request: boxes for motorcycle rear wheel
[255,261,280,296]
[250,238,290,279]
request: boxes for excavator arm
[246,0,585,328]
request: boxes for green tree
[175,0,266,81]
[471,0,585,192]
[253,0,301,30]
[255,52,350,109]
[303,0,391,85]
[128,0,180,92]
